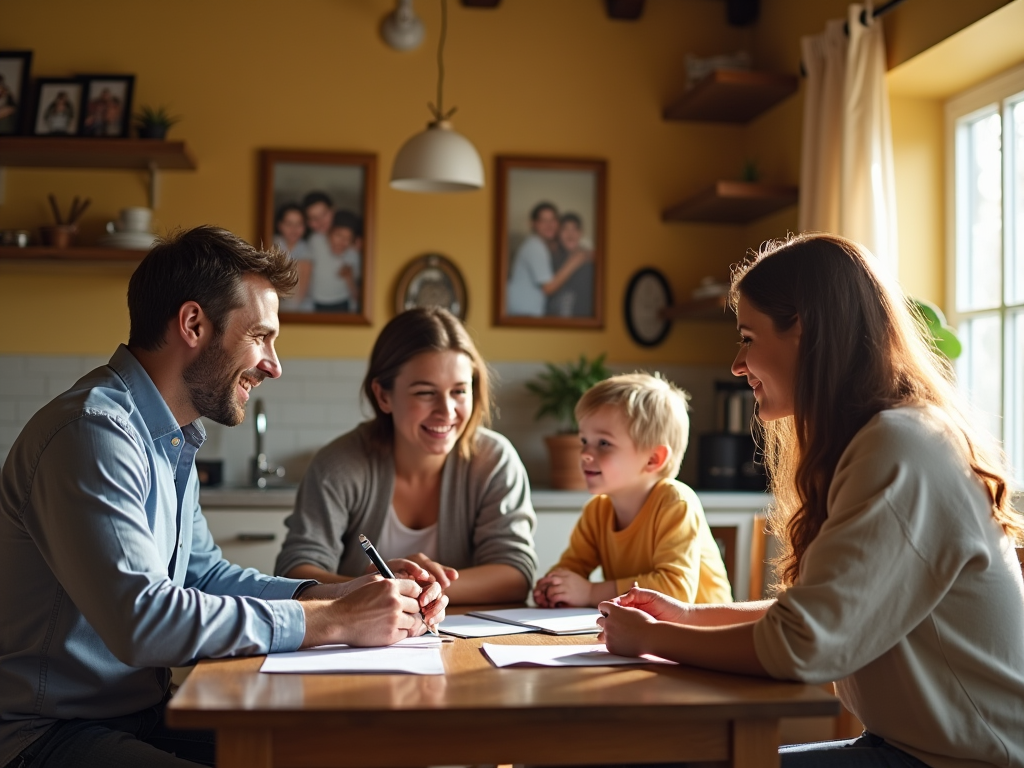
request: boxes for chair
[1016,547,1024,575]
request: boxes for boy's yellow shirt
[550,478,733,603]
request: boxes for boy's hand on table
[596,601,658,658]
[537,568,592,607]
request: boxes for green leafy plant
[133,105,181,138]
[525,354,612,434]
[912,299,962,360]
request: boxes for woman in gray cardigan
[276,308,537,604]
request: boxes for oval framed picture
[624,267,673,347]
[394,253,468,320]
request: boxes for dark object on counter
[195,459,223,488]
[38,224,77,248]
[698,433,767,491]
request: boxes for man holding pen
[0,227,446,768]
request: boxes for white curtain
[798,3,899,274]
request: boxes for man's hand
[533,568,592,607]
[300,577,433,648]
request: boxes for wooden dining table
[167,627,839,768]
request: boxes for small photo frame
[32,78,83,137]
[259,150,377,325]
[394,253,467,320]
[494,155,606,329]
[0,50,32,135]
[79,74,134,138]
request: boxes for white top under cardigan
[275,423,538,587]
[754,405,1024,768]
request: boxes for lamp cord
[429,0,457,122]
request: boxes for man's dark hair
[530,201,558,222]
[330,209,363,238]
[301,191,333,211]
[127,226,298,351]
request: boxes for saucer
[99,231,158,250]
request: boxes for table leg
[732,718,780,768]
[217,728,272,768]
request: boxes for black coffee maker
[698,381,767,491]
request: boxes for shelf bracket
[147,161,160,209]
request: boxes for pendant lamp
[390,0,484,192]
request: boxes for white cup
[118,207,152,233]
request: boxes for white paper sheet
[439,615,535,638]
[468,607,602,635]
[481,643,675,668]
[260,636,445,675]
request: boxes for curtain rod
[799,0,910,76]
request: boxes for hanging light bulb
[390,0,484,192]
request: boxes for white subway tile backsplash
[0,353,734,490]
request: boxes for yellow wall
[1,0,1009,363]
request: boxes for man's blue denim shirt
[0,345,312,765]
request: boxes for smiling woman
[275,307,537,604]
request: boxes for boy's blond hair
[575,372,691,480]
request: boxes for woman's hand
[612,585,692,624]
[596,602,658,658]
[384,554,459,591]
[417,580,447,631]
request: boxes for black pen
[358,534,439,637]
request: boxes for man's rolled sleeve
[267,598,308,654]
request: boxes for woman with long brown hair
[276,307,537,605]
[598,234,1024,767]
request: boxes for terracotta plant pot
[544,433,586,490]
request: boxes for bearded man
[0,226,445,768]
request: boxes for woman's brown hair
[730,233,1022,588]
[362,307,491,460]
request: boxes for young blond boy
[533,373,733,607]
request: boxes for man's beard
[183,337,261,426]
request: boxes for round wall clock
[394,253,467,320]
[624,267,673,347]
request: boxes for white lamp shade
[390,120,484,192]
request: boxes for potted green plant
[133,105,181,140]
[525,354,612,489]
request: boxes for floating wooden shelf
[0,246,147,262]
[0,137,196,170]
[664,70,799,123]
[663,181,798,224]
[663,295,733,322]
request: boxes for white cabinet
[202,508,291,575]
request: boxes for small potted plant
[133,105,181,140]
[525,354,612,489]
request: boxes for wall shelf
[663,295,733,322]
[0,137,197,208]
[663,70,799,123]
[0,246,146,262]
[662,181,798,224]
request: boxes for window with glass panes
[946,63,1024,486]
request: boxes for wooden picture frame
[0,50,32,135]
[259,150,376,325]
[394,253,468,320]
[32,78,84,137]
[494,155,606,329]
[79,74,134,138]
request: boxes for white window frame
[945,61,1024,487]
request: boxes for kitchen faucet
[251,399,285,488]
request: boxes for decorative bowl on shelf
[98,231,158,250]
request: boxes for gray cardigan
[275,423,537,585]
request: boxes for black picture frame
[32,78,84,137]
[0,50,32,135]
[79,74,135,138]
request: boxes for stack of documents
[260,635,445,675]
[463,607,603,635]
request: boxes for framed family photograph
[259,150,377,325]
[79,74,134,137]
[32,78,83,137]
[494,156,606,329]
[0,50,32,135]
